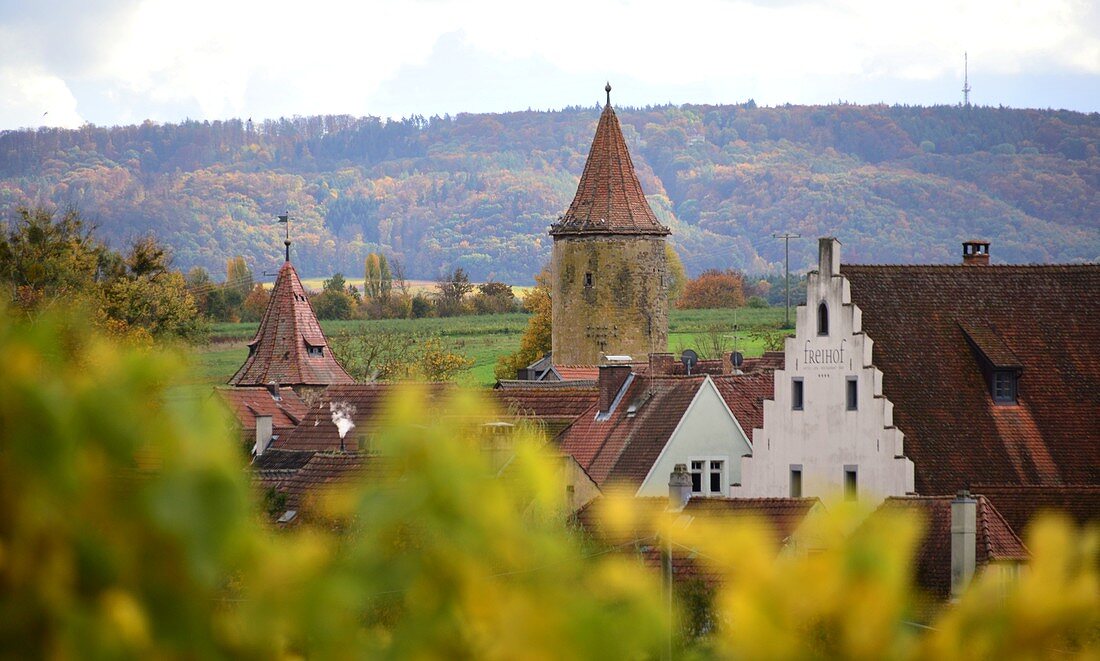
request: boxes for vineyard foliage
[0,103,1097,281]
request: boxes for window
[846,377,858,410]
[790,465,802,498]
[993,370,1017,404]
[844,466,858,501]
[307,345,324,358]
[690,459,726,496]
[817,302,829,336]
[709,460,724,494]
[584,272,594,287]
[792,378,804,410]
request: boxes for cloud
[0,0,1097,129]
[0,67,83,129]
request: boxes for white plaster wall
[735,239,914,503]
[637,378,753,497]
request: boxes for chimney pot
[962,240,990,266]
[669,463,692,511]
[951,490,978,600]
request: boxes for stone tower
[549,84,670,366]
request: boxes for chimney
[818,237,841,278]
[951,489,978,601]
[669,463,692,511]
[962,240,990,266]
[254,415,274,456]
[648,353,675,375]
[598,364,632,415]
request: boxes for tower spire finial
[605,82,611,107]
[278,213,291,262]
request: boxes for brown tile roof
[558,375,705,489]
[275,451,384,513]
[573,496,819,587]
[875,495,1029,601]
[252,448,316,490]
[491,385,598,423]
[495,379,597,390]
[549,365,602,381]
[973,485,1100,536]
[713,371,776,439]
[228,261,354,387]
[214,386,307,444]
[549,90,669,237]
[274,383,453,452]
[843,264,1100,495]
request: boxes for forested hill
[1,102,1097,281]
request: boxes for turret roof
[550,86,669,237]
[228,261,354,387]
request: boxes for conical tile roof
[228,261,354,387]
[550,88,669,237]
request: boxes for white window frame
[689,455,729,497]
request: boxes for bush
[746,295,769,308]
[678,269,745,309]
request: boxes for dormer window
[307,345,324,358]
[992,370,1017,404]
[817,302,829,336]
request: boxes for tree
[0,206,106,311]
[494,267,552,380]
[435,267,474,317]
[240,284,270,322]
[472,281,517,315]
[363,252,393,301]
[312,273,358,320]
[225,256,253,296]
[677,269,745,309]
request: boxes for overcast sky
[1,0,1098,130]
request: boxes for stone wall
[551,235,669,365]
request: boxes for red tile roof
[214,386,307,434]
[713,371,776,440]
[973,485,1100,536]
[491,385,598,424]
[549,90,669,237]
[558,375,706,489]
[549,365,602,381]
[875,495,1029,601]
[573,496,819,587]
[843,264,1100,495]
[274,383,453,452]
[228,261,354,387]
[274,451,383,513]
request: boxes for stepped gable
[843,264,1100,495]
[228,260,353,387]
[550,86,669,237]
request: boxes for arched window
[817,302,829,336]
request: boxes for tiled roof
[496,379,597,390]
[973,485,1100,536]
[275,451,384,512]
[275,383,453,452]
[228,261,354,387]
[712,371,776,439]
[549,91,669,237]
[573,496,819,587]
[214,386,307,441]
[549,365,602,381]
[558,375,705,489]
[491,385,598,422]
[843,264,1100,495]
[252,448,316,490]
[876,495,1029,601]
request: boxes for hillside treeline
[0,103,1096,280]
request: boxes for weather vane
[277,213,291,262]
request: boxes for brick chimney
[951,489,977,601]
[669,463,692,511]
[648,353,675,375]
[598,364,632,415]
[962,240,990,266]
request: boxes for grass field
[193,307,788,388]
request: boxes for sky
[1,0,1098,131]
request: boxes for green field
[193,307,787,388]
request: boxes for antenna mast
[962,52,972,108]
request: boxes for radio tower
[962,52,972,108]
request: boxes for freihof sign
[803,339,847,369]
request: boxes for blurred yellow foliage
[0,303,1096,658]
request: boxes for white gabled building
[735,238,915,502]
